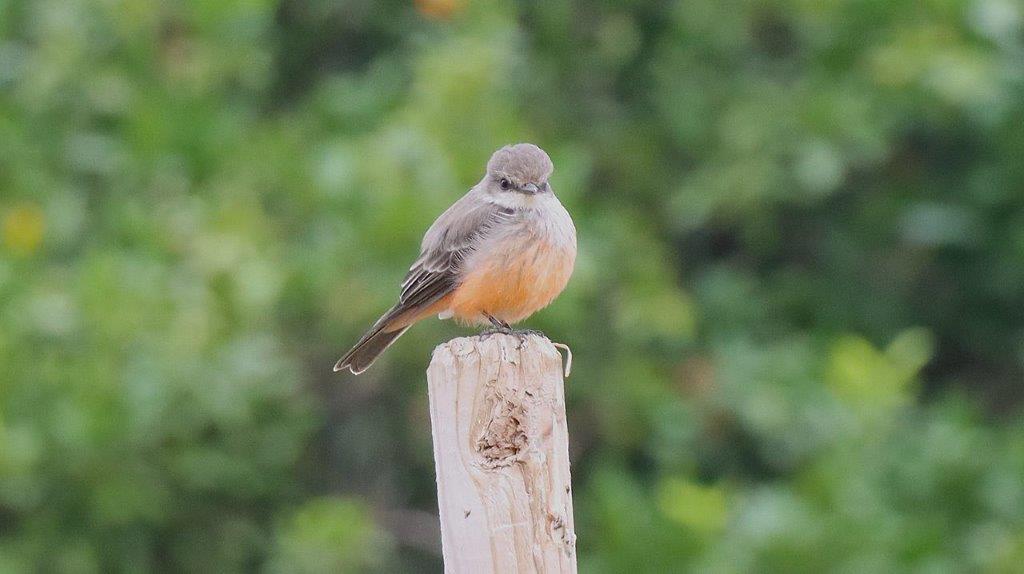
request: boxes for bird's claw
[478,313,547,345]
[480,312,513,338]
[479,326,514,339]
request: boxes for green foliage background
[2,0,1024,571]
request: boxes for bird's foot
[478,326,514,339]
[478,313,548,345]
[479,312,513,339]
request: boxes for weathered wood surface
[427,333,577,574]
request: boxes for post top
[433,332,555,354]
[430,332,568,378]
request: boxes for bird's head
[484,143,554,197]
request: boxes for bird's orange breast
[449,233,575,325]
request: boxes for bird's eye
[499,178,511,190]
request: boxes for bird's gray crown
[486,143,553,185]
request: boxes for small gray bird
[335,143,577,374]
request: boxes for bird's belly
[449,232,575,325]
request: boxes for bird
[334,143,577,375]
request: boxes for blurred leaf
[1,203,45,256]
[267,498,393,574]
[826,329,934,414]
[658,477,728,535]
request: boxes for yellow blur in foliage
[827,328,935,412]
[658,477,728,535]
[2,204,45,256]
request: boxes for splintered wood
[427,334,577,574]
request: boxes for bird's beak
[521,183,539,195]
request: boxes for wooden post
[427,333,577,574]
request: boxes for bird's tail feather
[334,311,411,374]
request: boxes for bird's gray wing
[334,194,510,374]
[391,193,512,319]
